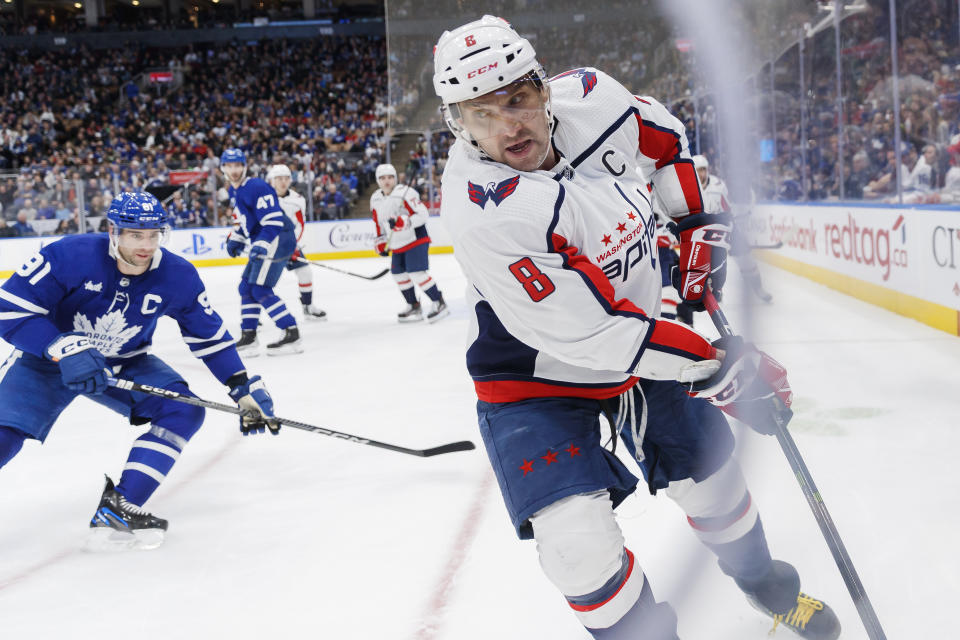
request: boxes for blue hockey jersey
[0,235,244,384]
[228,177,296,252]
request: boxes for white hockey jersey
[441,67,715,403]
[370,185,430,253]
[699,174,730,214]
[278,189,307,242]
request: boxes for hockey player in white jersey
[265,164,328,321]
[694,154,772,303]
[433,16,838,640]
[370,163,448,323]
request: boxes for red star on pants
[616,222,627,233]
[627,212,636,220]
[601,234,612,245]
[519,459,534,476]
[566,444,581,457]
[541,450,558,465]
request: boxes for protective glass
[450,77,550,144]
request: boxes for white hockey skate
[303,304,328,321]
[266,327,304,356]
[397,302,423,323]
[426,297,449,324]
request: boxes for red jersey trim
[475,377,637,403]
[550,233,648,317]
[392,236,431,253]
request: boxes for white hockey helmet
[433,15,550,151]
[692,154,709,169]
[375,163,397,179]
[266,164,292,181]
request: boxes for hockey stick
[701,288,887,640]
[107,377,476,458]
[294,257,390,281]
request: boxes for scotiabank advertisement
[750,204,960,311]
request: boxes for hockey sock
[422,283,442,302]
[296,268,313,306]
[691,499,774,584]
[0,426,26,469]
[584,568,679,640]
[117,389,203,506]
[240,296,261,332]
[262,298,296,329]
[401,286,418,305]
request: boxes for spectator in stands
[36,198,56,220]
[54,216,77,235]
[18,197,38,221]
[11,211,36,237]
[318,183,346,219]
[844,151,874,200]
[54,200,72,220]
[0,218,16,238]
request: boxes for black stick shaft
[107,377,475,458]
[701,289,886,640]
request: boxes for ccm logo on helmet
[467,62,499,79]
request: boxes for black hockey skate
[87,476,167,551]
[266,326,304,356]
[397,301,423,323]
[426,296,449,324]
[235,329,259,356]
[736,560,840,640]
[302,304,328,321]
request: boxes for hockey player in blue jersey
[0,192,277,549]
[221,148,303,355]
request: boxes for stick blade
[368,268,390,280]
[417,440,477,457]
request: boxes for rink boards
[2,205,958,335]
[749,203,960,336]
[0,216,455,277]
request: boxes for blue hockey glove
[45,332,108,395]
[248,244,268,260]
[228,374,279,435]
[226,238,246,258]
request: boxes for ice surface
[1,255,956,639]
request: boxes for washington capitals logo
[553,68,598,98]
[468,175,520,209]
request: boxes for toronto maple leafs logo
[467,175,520,209]
[552,68,598,98]
[73,310,142,357]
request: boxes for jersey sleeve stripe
[647,319,715,361]
[0,288,49,315]
[182,324,227,344]
[0,311,34,320]
[635,115,682,170]
[260,220,285,227]
[190,340,235,358]
[260,212,283,221]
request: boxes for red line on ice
[413,471,494,640]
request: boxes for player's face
[696,167,708,186]
[116,228,161,271]
[377,174,396,194]
[222,162,245,185]
[270,175,291,195]
[456,79,553,172]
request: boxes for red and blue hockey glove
[681,336,793,435]
[46,332,108,395]
[375,236,389,257]
[669,213,731,311]
[228,374,279,435]
[226,237,246,258]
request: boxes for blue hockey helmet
[106,191,170,229]
[220,147,246,165]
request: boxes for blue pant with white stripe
[238,233,297,332]
[0,350,204,506]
